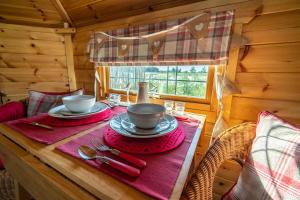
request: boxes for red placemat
[56,119,200,200]
[3,107,125,144]
[103,125,185,154]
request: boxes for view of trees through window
[109,65,209,98]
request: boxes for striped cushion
[224,111,300,200]
[27,89,83,117]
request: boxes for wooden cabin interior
[0,0,299,200]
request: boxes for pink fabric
[104,123,186,154]
[3,108,116,144]
[0,101,25,169]
[0,102,25,122]
[223,111,300,200]
[56,118,200,200]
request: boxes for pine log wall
[231,5,300,125]
[0,23,70,102]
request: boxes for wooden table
[0,113,206,200]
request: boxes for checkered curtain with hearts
[87,10,234,66]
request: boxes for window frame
[97,65,214,104]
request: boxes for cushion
[0,101,25,122]
[27,89,83,117]
[223,111,300,200]
[0,101,26,169]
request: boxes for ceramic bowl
[127,103,166,129]
[62,95,96,113]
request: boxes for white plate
[48,102,108,119]
[120,113,170,135]
[109,113,178,138]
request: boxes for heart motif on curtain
[117,39,133,57]
[96,38,102,43]
[195,23,204,31]
[121,44,127,50]
[186,12,210,39]
[153,41,160,47]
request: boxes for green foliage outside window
[109,65,208,98]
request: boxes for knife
[20,120,54,130]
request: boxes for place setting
[54,100,201,200]
[48,95,110,120]
[110,103,178,138]
[4,94,114,144]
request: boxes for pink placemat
[103,125,185,154]
[3,106,126,144]
[56,119,200,200]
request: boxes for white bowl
[127,103,166,129]
[62,95,96,113]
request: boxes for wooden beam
[55,28,76,34]
[49,0,74,27]
[64,34,77,90]
[222,23,244,123]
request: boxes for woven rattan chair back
[181,122,256,200]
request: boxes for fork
[92,141,147,168]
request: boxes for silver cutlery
[91,141,147,168]
[20,120,54,130]
[101,101,115,108]
[78,145,140,177]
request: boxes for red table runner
[3,107,125,144]
[56,118,200,200]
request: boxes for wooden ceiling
[60,0,204,27]
[0,0,204,28]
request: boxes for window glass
[109,65,209,98]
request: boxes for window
[105,65,214,103]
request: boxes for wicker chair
[0,171,14,200]
[181,122,257,200]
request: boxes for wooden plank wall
[230,3,300,125]
[72,0,300,199]
[0,23,70,101]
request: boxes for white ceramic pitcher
[136,82,149,104]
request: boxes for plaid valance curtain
[88,10,234,66]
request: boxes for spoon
[78,146,140,177]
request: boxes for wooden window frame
[97,65,215,105]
